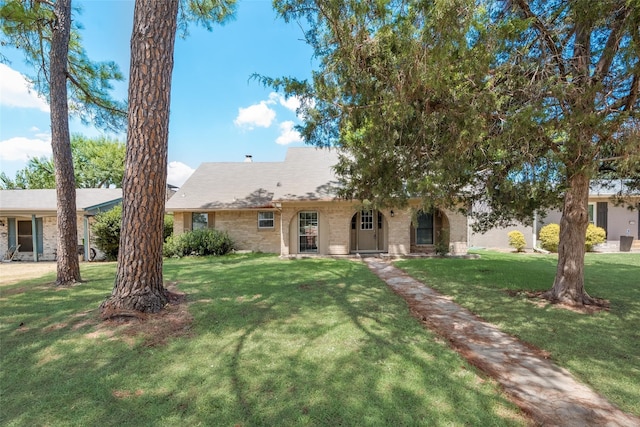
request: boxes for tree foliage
[92,204,122,261]
[0,134,125,189]
[267,0,640,306]
[0,0,126,131]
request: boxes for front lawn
[0,254,527,426]
[396,251,640,417]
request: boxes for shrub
[434,228,450,256]
[585,223,606,252]
[163,229,234,258]
[163,214,174,241]
[507,230,526,252]
[538,222,607,253]
[539,223,560,252]
[92,205,122,260]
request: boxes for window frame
[361,210,373,230]
[192,212,208,230]
[415,211,434,245]
[299,211,318,253]
[258,211,275,229]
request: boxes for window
[299,211,318,253]
[192,213,208,230]
[258,211,274,228]
[361,210,373,230]
[18,220,33,252]
[588,204,595,224]
[416,211,434,245]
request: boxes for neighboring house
[539,181,640,249]
[0,188,122,262]
[165,147,469,257]
[469,181,640,250]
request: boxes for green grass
[0,254,527,426]
[396,251,640,417]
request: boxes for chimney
[245,155,253,162]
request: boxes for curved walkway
[364,258,640,427]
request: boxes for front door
[355,210,378,251]
[351,210,382,252]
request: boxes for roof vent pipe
[245,155,253,162]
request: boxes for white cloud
[167,161,195,186]
[0,136,51,162]
[278,95,301,113]
[234,101,276,129]
[275,121,303,145]
[0,64,50,112]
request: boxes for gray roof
[0,188,122,216]
[589,180,637,197]
[166,147,341,211]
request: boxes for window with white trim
[588,204,595,224]
[299,211,318,253]
[258,211,274,228]
[361,210,373,230]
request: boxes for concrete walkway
[364,258,640,427]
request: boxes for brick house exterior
[0,189,122,261]
[166,147,469,256]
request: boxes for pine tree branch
[593,6,631,84]
[65,71,126,117]
[513,0,567,80]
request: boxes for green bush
[507,230,526,252]
[585,223,606,252]
[539,223,560,252]
[434,228,450,256]
[92,205,122,260]
[163,214,174,241]
[538,222,607,253]
[163,229,234,258]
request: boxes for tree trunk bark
[544,172,594,305]
[51,0,81,286]
[101,0,178,315]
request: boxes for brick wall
[167,201,469,256]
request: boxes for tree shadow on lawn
[1,256,529,426]
[396,253,640,417]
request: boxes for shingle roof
[165,147,341,211]
[0,188,122,215]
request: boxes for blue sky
[0,0,315,186]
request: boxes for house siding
[539,199,638,245]
[469,224,535,250]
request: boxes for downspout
[274,202,285,256]
[83,216,90,261]
[532,211,538,249]
[31,214,38,262]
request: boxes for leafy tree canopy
[0,0,126,131]
[263,0,639,229]
[0,134,125,189]
[264,0,640,305]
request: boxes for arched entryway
[350,210,388,253]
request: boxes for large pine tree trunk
[51,0,81,286]
[100,0,178,315]
[544,172,594,305]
